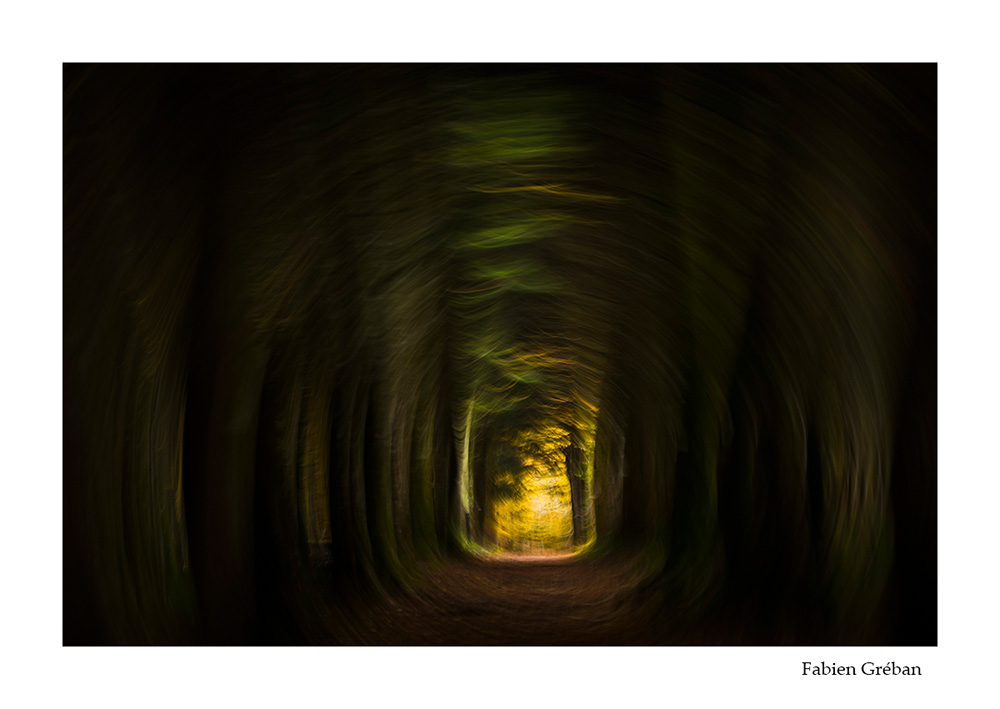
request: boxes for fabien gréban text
[802,662,921,676]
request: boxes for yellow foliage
[493,425,574,551]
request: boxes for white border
[3,2,995,706]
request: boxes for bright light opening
[493,425,574,554]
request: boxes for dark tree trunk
[471,428,491,545]
[565,429,586,547]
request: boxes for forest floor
[324,552,742,645]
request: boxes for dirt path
[336,553,678,645]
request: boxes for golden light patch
[494,425,574,552]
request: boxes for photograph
[63,63,936,647]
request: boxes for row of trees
[65,64,935,644]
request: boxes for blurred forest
[64,64,936,645]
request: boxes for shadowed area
[63,63,936,646]
[311,553,827,645]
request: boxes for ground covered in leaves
[305,552,802,646]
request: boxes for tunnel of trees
[64,64,936,645]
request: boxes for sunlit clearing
[494,425,573,554]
